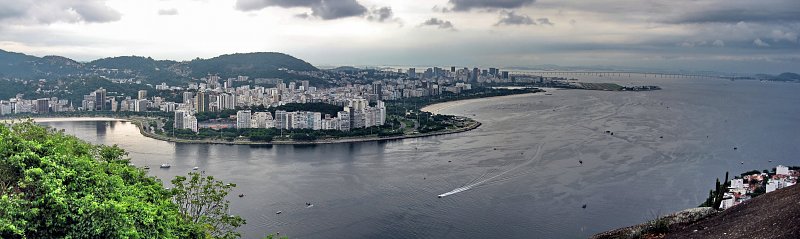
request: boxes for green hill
[0,49,320,84]
[187,52,318,78]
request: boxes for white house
[776,165,790,176]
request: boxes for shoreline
[18,110,484,146]
[14,90,552,145]
[132,120,482,145]
[421,88,554,114]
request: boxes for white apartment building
[236,110,252,129]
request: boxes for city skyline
[0,0,798,73]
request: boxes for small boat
[193,167,199,170]
[276,211,282,214]
[160,164,171,168]
[238,194,244,198]
[143,166,150,170]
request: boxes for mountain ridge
[0,49,319,83]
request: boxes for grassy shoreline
[131,118,481,145]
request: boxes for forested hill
[187,52,318,78]
[0,49,319,83]
[0,49,84,79]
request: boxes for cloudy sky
[0,0,798,73]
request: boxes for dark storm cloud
[495,11,534,26]
[235,0,367,20]
[448,0,536,11]
[0,0,121,24]
[158,9,179,16]
[420,18,455,30]
[668,8,800,24]
[536,18,553,26]
[366,7,394,22]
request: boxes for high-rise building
[187,115,198,133]
[174,110,186,129]
[219,94,236,110]
[275,110,288,129]
[195,91,209,112]
[110,97,118,112]
[372,82,383,100]
[236,110,252,129]
[337,110,350,131]
[301,80,310,92]
[35,98,49,114]
[407,68,416,78]
[137,90,147,100]
[134,100,148,112]
[0,101,12,115]
[471,68,479,82]
[182,92,194,105]
[95,88,107,111]
[502,71,509,79]
[451,66,456,72]
[251,112,274,128]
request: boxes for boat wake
[438,141,545,198]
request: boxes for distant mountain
[328,66,361,73]
[0,50,89,79]
[89,56,177,72]
[754,72,800,82]
[0,49,319,84]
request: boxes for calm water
[41,76,800,238]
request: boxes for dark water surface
[41,77,800,238]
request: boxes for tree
[0,121,205,238]
[171,172,245,239]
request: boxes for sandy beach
[421,88,557,114]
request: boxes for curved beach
[421,89,552,114]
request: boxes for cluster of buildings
[232,100,386,132]
[720,165,798,210]
[406,66,512,84]
[2,66,525,119]
[0,97,72,115]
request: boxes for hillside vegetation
[0,49,319,83]
[0,121,244,238]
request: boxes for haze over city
[1,0,798,73]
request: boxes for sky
[0,0,798,73]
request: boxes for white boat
[160,164,171,168]
[193,167,199,170]
[276,211,282,214]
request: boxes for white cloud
[753,38,770,47]
[771,30,798,43]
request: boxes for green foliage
[187,52,318,79]
[171,172,245,239]
[0,121,206,238]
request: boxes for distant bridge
[505,71,745,80]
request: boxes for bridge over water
[506,71,744,80]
